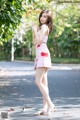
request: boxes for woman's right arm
[32,25,39,45]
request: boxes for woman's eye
[43,16,47,18]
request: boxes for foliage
[14,29,34,59]
[22,1,80,58]
[51,57,80,63]
[53,4,80,58]
[0,0,24,44]
[0,40,11,60]
[46,3,80,58]
[0,0,80,61]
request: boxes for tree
[0,0,80,60]
[0,0,24,45]
[54,4,80,58]
[12,0,80,59]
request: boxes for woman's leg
[42,71,49,112]
[35,67,54,115]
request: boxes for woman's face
[40,12,47,24]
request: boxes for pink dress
[34,25,52,69]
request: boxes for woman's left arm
[32,25,40,45]
[37,24,49,45]
[32,24,49,45]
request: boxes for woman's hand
[37,40,43,45]
[32,26,37,32]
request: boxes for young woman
[32,10,55,115]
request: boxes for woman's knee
[35,79,40,86]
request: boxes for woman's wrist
[37,40,43,45]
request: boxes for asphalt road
[0,61,80,120]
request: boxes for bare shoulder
[41,24,48,29]
[41,24,49,33]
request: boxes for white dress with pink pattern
[34,24,52,69]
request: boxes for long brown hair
[39,10,53,34]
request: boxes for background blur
[0,0,80,63]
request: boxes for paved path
[0,61,80,120]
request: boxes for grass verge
[51,57,80,63]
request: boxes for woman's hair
[39,10,53,34]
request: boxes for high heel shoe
[47,105,56,115]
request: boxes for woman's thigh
[35,67,47,82]
[42,71,48,86]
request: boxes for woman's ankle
[43,104,48,112]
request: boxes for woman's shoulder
[41,24,49,31]
[41,24,48,28]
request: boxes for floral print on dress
[41,52,48,57]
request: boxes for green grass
[0,56,80,63]
[51,57,80,64]
[15,56,80,64]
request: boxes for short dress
[34,25,52,69]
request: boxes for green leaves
[0,0,24,44]
[0,0,80,59]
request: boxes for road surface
[0,61,80,120]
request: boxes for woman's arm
[37,24,49,45]
[32,25,39,45]
[32,24,49,45]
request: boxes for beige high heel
[47,105,56,115]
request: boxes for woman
[32,10,55,115]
